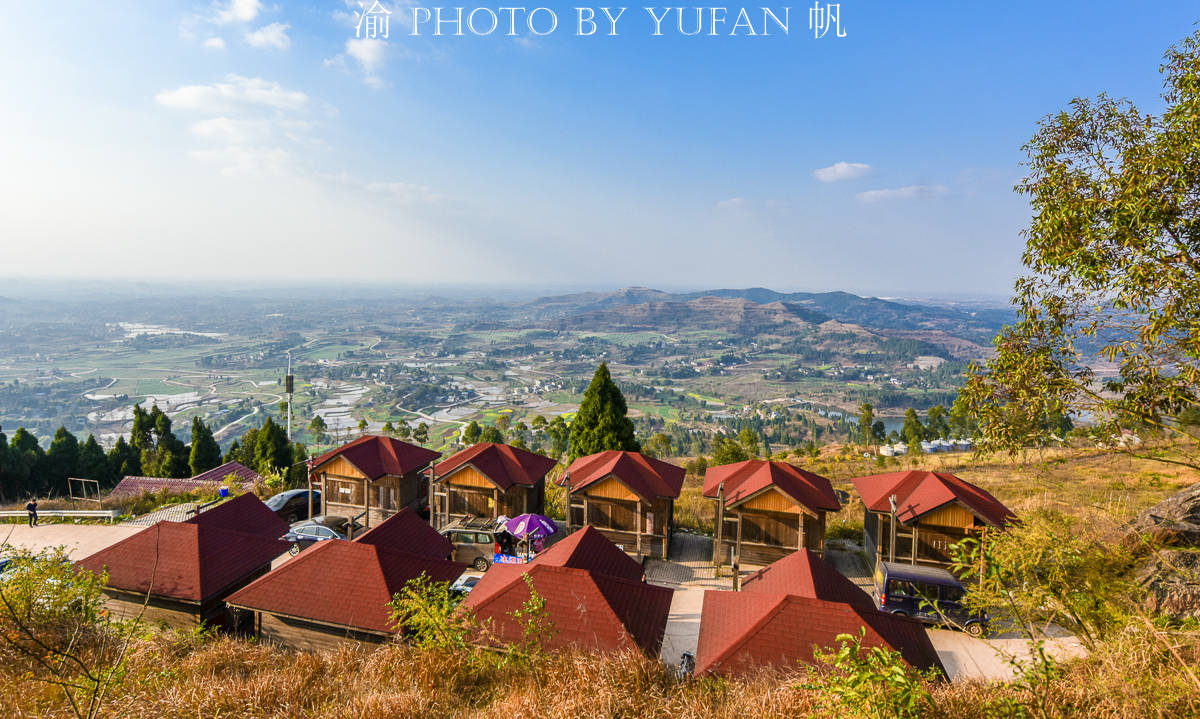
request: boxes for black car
[265,489,321,523]
[872,561,988,637]
[282,515,355,555]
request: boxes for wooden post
[492,487,499,521]
[735,511,743,566]
[798,513,805,552]
[427,466,437,529]
[714,482,725,566]
[363,479,370,530]
[636,501,643,556]
[911,525,919,564]
[306,462,314,520]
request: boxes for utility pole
[285,351,294,442]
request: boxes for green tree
[75,435,116,488]
[308,415,328,446]
[546,416,569,459]
[106,436,140,479]
[0,424,10,502]
[858,403,878,447]
[737,427,760,457]
[959,30,1200,469]
[463,420,482,444]
[357,418,368,435]
[188,417,222,476]
[8,428,44,497]
[413,422,429,445]
[643,433,672,458]
[480,426,504,444]
[382,421,396,435]
[900,409,925,446]
[495,414,511,433]
[925,405,951,440]
[710,436,750,466]
[45,426,80,492]
[254,417,291,475]
[530,415,547,431]
[396,422,411,440]
[568,363,639,460]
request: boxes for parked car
[440,518,515,572]
[450,575,480,597]
[872,561,987,637]
[283,515,358,555]
[265,489,321,523]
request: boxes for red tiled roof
[186,492,289,539]
[353,508,453,560]
[434,443,557,490]
[190,461,266,485]
[75,522,289,603]
[108,476,231,499]
[311,435,440,480]
[703,460,840,514]
[563,451,685,502]
[463,563,673,655]
[851,471,1015,528]
[740,549,874,609]
[694,591,943,678]
[226,540,466,634]
[531,526,645,583]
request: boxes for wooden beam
[714,483,725,565]
[636,501,643,556]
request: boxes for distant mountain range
[523,287,1012,348]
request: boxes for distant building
[562,451,685,559]
[852,470,1016,569]
[704,460,841,566]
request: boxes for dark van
[872,561,987,637]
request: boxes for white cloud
[855,185,948,202]
[215,0,262,25]
[203,37,227,50]
[245,22,291,50]
[813,161,871,183]
[346,38,387,73]
[156,75,309,113]
[188,145,291,176]
[715,197,746,210]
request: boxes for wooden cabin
[309,435,440,533]
[562,451,684,560]
[703,460,841,566]
[226,539,465,651]
[429,442,557,530]
[461,527,673,656]
[75,519,288,630]
[851,470,1016,569]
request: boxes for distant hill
[549,297,833,334]
[525,286,1010,346]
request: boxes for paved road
[0,523,145,559]
[929,628,1087,681]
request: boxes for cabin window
[450,489,492,517]
[377,486,398,511]
[587,499,636,531]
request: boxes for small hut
[562,451,684,559]
[309,435,440,533]
[703,460,840,566]
[226,540,465,651]
[851,470,1015,569]
[429,442,557,530]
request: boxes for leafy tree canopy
[568,363,639,460]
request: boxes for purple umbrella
[505,513,557,539]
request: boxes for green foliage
[413,422,429,445]
[45,426,80,491]
[463,420,482,444]
[960,30,1200,470]
[105,437,140,479]
[643,432,673,458]
[187,417,221,476]
[76,435,116,489]
[569,363,640,460]
[900,408,925,446]
[808,628,934,719]
[253,418,290,475]
[137,406,189,478]
[736,427,760,457]
[480,426,504,444]
[709,436,749,466]
[950,509,1136,648]
[388,574,474,653]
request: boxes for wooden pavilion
[429,442,557,530]
[309,435,440,534]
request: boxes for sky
[0,1,1196,297]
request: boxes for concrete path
[0,523,145,559]
[659,586,704,666]
[929,628,1087,682]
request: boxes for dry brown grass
[3,625,1197,719]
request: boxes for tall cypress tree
[107,436,141,478]
[188,417,222,475]
[45,426,80,493]
[77,434,116,488]
[568,363,640,460]
[254,418,291,475]
[0,424,10,503]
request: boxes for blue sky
[0,2,1195,296]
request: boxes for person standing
[25,499,38,527]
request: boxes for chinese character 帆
[808,2,846,39]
